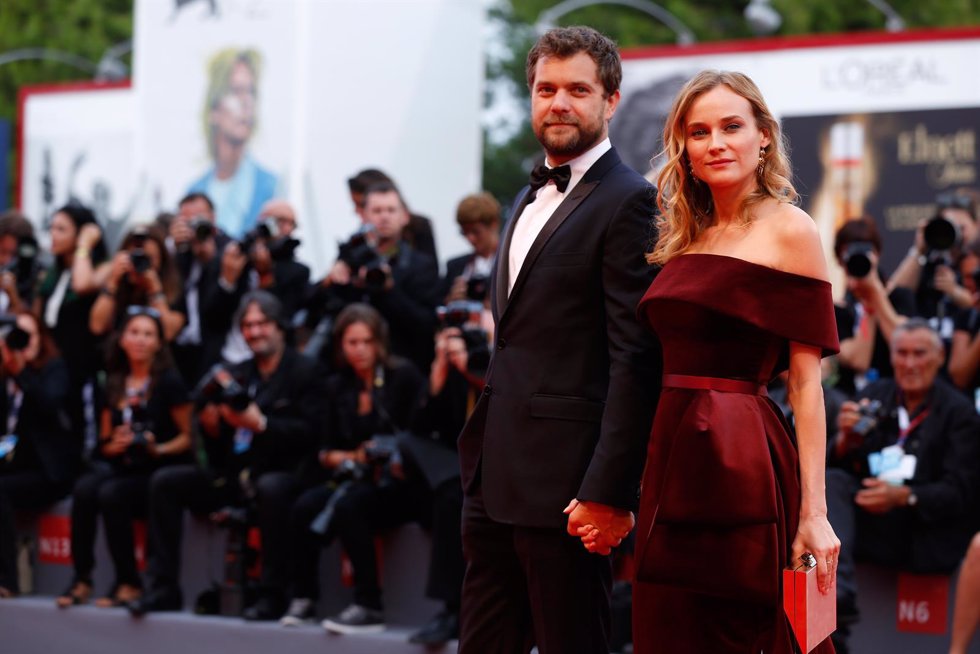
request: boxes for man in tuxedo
[457,26,661,654]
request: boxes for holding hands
[564,499,635,556]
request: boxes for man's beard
[535,116,605,161]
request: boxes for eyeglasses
[126,305,163,322]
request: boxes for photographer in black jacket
[311,183,440,371]
[281,303,424,633]
[131,291,324,619]
[0,312,74,597]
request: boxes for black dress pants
[70,464,149,588]
[458,486,613,654]
[0,471,70,592]
[426,478,464,607]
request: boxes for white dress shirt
[508,138,611,294]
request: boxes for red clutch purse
[783,557,836,653]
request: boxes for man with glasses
[130,291,325,620]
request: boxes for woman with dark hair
[626,70,840,653]
[833,216,916,396]
[0,312,75,597]
[89,224,186,341]
[280,303,424,631]
[56,307,192,608]
[33,203,111,455]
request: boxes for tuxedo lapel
[492,187,533,320]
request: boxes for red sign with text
[897,573,949,634]
[36,514,147,571]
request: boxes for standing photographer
[57,307,192,609]
[314,183,440,371]
[90,225,186,341]
[833,217,916,396]
[281,304,423,632]
[442,193,500,306]
[826,319,980,651]
[0,312,74,597]
[0,211,42,313]
[949,238,980,395]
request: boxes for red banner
[897,573,949,634]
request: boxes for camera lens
[923,215,960,251]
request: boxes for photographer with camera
[347,169,438,262]
[90,225,186,341]
[131,291,324,618]
[826,318,980,652]
[0,312,75,597]
[949,237,980,396]
[0,210,43,313]
[57,307,192,609]
[171,193,231,385]
[282,304,424,632]
[889,190,979,330]
[442,193,500,307]
[833,216,916,396]
[313,182,440,372]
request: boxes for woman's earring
[688,162,698,182]
[757,147,766,176]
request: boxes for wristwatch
[907,490,919,507]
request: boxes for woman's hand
[101,424,134,457]
[109,252,131,285]
[77,223,103,250]
[791,514,841,595]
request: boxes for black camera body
[1,235,39,291]
[843,241,874,278]
[337,228,387,292]
[466,274,490,302]
[436,301,491,375]
[852,399,886,437]
[191,217,216,242]
[129,248,151,274]
[0,314,30,352]
[194,365,252,412]
[123,393,154,468]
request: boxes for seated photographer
[826,319,980,650]
[443,192,499,307]
[282,303,424,633]
[949,237,980,395]
[314,182,440,372]
[90,225,186,341]
[34,204,111,455]
[0,210,43,313]
[888,190,979,334]
[57,307,192,609]
[131,291,324,618]
[0,312,75,597]
[833,216,916,396]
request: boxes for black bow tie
[528,164,572,201]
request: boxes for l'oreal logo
[821,57,945,94]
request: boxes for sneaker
[408,608,458,645]
[279,598,315,627]
[321,603,386,634]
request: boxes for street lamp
[535,0,696,46]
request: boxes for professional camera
[0,235,38,288]
[191,217,216,242]
[436,301,491,375]
[239,218,300,261]
[129,248,151,274]
[851,399,886,437]
[123,389,153,467]
[194,364,252,412]
[465,274,490,302]
[337,226,388,292]
[842,241,874,278]
[923,214,961,254]
[0,314,30,352]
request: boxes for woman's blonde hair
[648,70,797,265]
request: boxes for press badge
[0,434,16,461]
[233,428,253,454]
[869,444,917,485]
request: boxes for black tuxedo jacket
[457,147,661,528]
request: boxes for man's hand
[218,402,265,433]
[854,477,911,514]
[564,499,635,555]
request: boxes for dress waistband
[663,374,768,397]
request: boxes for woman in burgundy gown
[629,71,841,652]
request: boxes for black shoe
[279,597,316,627]
[322,603,386,634]
[243,595,286,621]
[127,585,183,617]
[408,609,459,645]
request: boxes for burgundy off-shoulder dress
[633,254,839,654]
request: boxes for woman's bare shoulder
[757,203,829,281]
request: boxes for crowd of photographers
[1,172,980,648]
[0,168,498,645]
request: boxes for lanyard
[6,379,22,435]
[896,405,929,448]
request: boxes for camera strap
[896,405,930,448]
[5,379,22,436]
